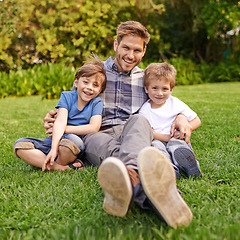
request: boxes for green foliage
[0,63,75,99]
[158,0,240,63]
[0,0,239,71]
[1,60,239,99]
[199,61,240,83]
[202,0,240,38]
[169,57,203,85]
[0,0,20,70]
[0,0,118,71]
[208,61,240,83]
[0,83,240,239]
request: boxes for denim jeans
[14,133,85,158]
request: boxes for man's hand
[43,109,58,136]
[170,114,192,144]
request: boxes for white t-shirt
[139,95,197,134]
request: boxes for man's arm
[170,114,192,144]
[170,115,201,144]
[43,109,58,136]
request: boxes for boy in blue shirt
[14,56,107,171]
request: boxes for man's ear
[114,39,118,51]
[143,46,147,56]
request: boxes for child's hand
[173,130,181,139]
[42,149,57,171]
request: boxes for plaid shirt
[100,57,148,126]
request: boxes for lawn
[0,82,239,240]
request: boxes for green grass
[0,82,239,240]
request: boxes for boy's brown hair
[144,62,177,90]
[116,21,150,48]
[74,55,107,93]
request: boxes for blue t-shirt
[56,91,103,127]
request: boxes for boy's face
[114,35,146,73]
[145,78,172,108]
[74,74,103,104]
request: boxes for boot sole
[138,147,193,229]
[97,157,133,217]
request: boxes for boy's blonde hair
[116,21,150,48]
[144,62,177,90]
[74,55,107,93]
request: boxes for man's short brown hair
[144,62,177,90]
[116,21,150,48]
[74,55,107,93]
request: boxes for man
[44,21,193,229]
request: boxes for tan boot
[138,146,193,229]
[97,157,133,217]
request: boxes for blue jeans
[14,134,85,158]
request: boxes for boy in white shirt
[139,62,202,178]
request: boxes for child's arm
[153,131,171,142]
[64,114,102,135]
[42,107,68,171]
[154,116,201,143]
[189,116,201,131]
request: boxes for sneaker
[138,146,193,229]
[172,148,202,178]
[97,157,133,217]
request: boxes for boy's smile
[145,78,172,108]
[74,74,103,109]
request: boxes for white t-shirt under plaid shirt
[100,57,148,127]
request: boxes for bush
[199,61,240,83]
[169,57,203,85]
[0,0,118,71]
[0,63,75,99]
[1,59,239,99]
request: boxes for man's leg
[83,131,119,167]
[118,114,153,169]
[138,146,193,229]
[97,115,194,228]
[97,157,133,217]
[97,115,153,216]
[152,140,181,180]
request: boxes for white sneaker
[97,157,133,217]
[138,147,193,229]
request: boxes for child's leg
[14,137,52,169]
[56,145,77,165]
[16,149,46,168]
[50,134,85,171]
[166,138,202,178]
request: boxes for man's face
[114,35,146,73]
